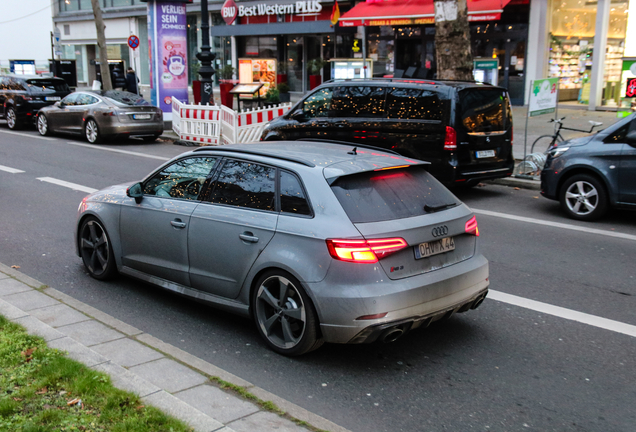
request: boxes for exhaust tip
[380,328,404,343]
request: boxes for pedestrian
[125,67,139,94]
[111,65,126,90]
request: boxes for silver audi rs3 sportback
[75,141,489,356]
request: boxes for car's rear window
[330,166,461,223]
[459,89,511,134]
[103,91,150,106]
[25,79,70,93]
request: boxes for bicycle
[530,117,603,154]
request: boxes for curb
[0,262,350,432]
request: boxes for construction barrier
[172,97,292,145]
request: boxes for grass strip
[0,314,193,432]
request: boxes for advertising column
[147,0,188,120]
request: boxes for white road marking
[489,290,636,338]
[0,165,25,174]
[36,177,98,194]
[0,130,55,141]
[65,141,170,161]
[472,208,636,242]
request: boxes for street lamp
[197,0,216,105]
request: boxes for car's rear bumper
[455,162,515,184]
[307,253,489,344]
[100,121,164,138]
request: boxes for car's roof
[1,74,65,81]
[321,78,506,92]
[191,141,427,179]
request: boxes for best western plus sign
[221,0,323,25]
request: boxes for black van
[0,75,72,130]
[261,79,514,186]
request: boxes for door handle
[239,232,259,243]
[170,219,187,229]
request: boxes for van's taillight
[444,126,457,150]
[465,215,479,236]
[326,238,408,263]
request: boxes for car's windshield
[25,79,70,93]
[102,91,150,106]
[330,165,461,223]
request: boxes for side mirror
[290,109,306,122]
[126,182,144,204]
[626,130,636,145]
[54,101,62,107]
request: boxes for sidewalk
[0,262,349,432]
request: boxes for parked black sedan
[540,112,636,221]
[37,90,164,143]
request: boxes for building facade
[52,0,636,109]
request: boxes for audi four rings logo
[431,225,449,237]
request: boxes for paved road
[1,127,635,432]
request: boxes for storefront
[339,0,530,104]
[210,0,356,94]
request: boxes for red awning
[339,0,510,27]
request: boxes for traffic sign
[128,35,140,50]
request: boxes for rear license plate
[133,114,151,120]
[45,96,61,101]
[414,237,455,259]
[476,150,496,158]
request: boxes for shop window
[331,86,386,118]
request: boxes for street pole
[197,0,216,105]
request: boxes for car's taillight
[465,215,479,236]
[326,238,408,263]
[444,126,457,150]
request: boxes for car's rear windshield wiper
[424,203,459,213]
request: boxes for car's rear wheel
[559,174,608,221]
[79,217,116,280]
[252,270,323,356]
[37,114,51,136]
[85,119,102,144]
[6,107,20,130]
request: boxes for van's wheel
[252,270,323,356]
[6,107,20,130]
[559,174,608,221]
[85,119,102,143]
[79,217,116,280]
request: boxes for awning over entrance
[339,0,511,27]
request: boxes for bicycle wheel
[531,135,560,154]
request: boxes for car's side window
[9,79,26,91]
[386,88,444,120]
[301,88,333,118]
[61,93,79,106]
[77,94,99,105]
[0,78,8,90]
[280,171,311,216]
[330,86,386,118]
[143,157,218,200]
[605,124,629,143]
[209,160,276,211]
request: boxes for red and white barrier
[172,97,292,145]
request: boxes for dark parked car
[541,113,636,220]
[76,141,488,356]
[37,90,164,143]
[0,74,71,129]
[261,79,514,186]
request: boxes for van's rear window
[25,80,70,93]
[459,89,511,133]
[102,91,150,106]
[330,166,460,223]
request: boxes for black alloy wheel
[79,217,116,280]
[252,270,323,356]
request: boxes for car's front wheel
[6,107,20,130]
[85,119,103,144]
[252,270,323,356]
[79,217,116,280]
[559,174,608,221]
[37,114,51,136]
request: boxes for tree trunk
[91,0,112,90]
[434,0,473,81]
